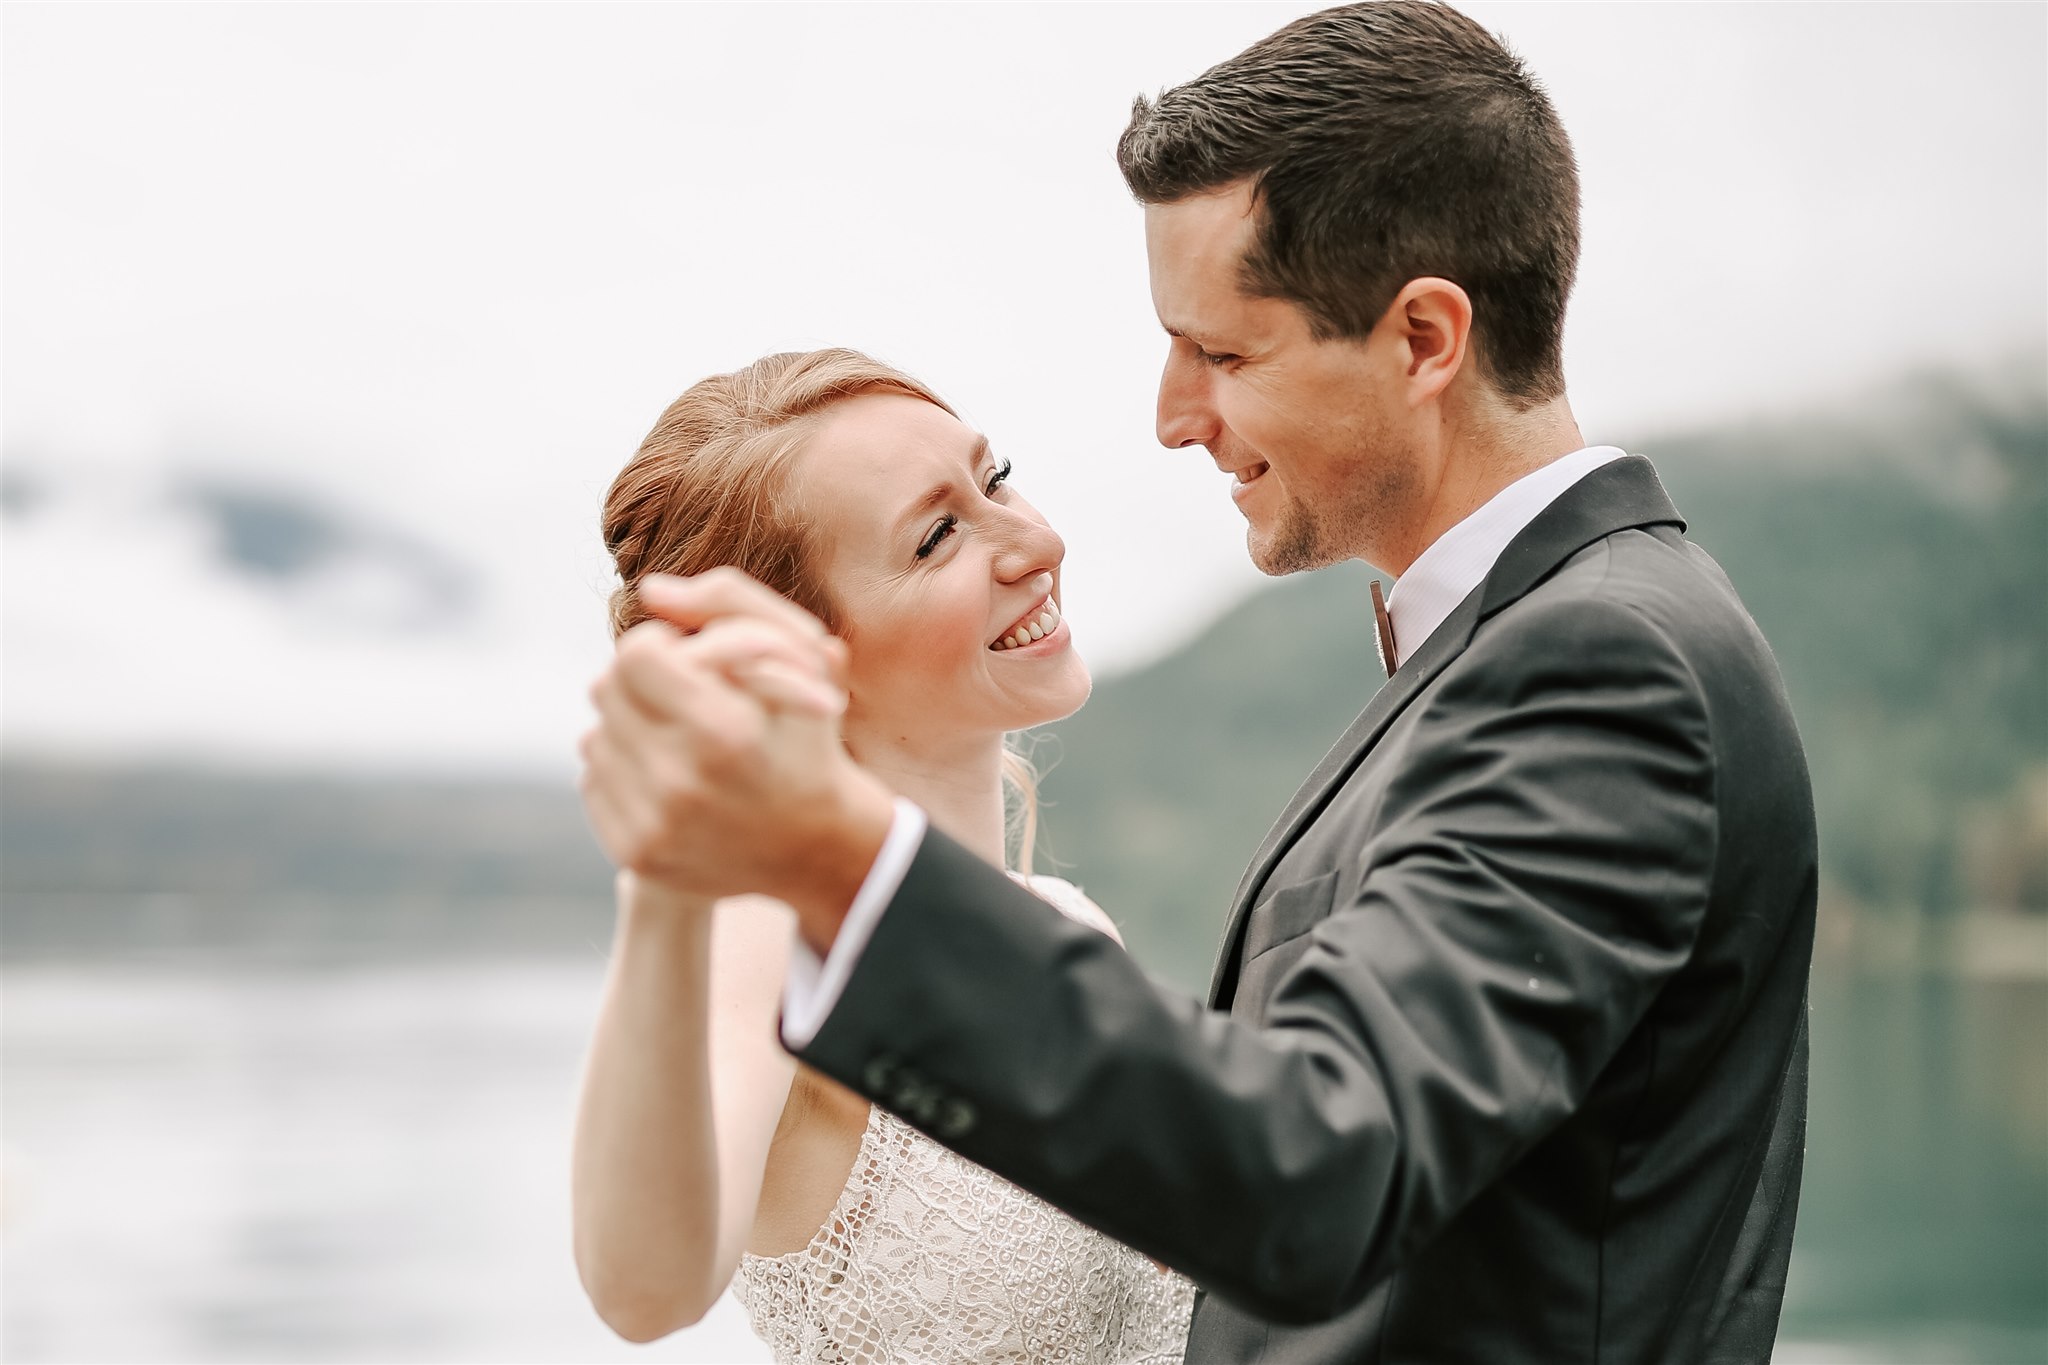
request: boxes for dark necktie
[1371,579,1398,678]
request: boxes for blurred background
[2,3,2042,1361]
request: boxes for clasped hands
[577,570,895,940]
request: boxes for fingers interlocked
[577,571,852,897]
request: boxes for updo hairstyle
[602,348,953,640]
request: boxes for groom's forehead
[1145,190,1263,312]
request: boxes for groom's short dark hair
[1118,1,1579,406]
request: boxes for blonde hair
[602,347,1040,871]
[1001,745,1040,877]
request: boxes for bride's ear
[821,635,852,691]
[839,694,861,758]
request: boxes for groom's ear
[1387,277,1473,404]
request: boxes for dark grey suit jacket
[797,457,1816,1364]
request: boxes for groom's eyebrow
[893,435,992,537]
[1162,321,1228,350]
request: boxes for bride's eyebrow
[890,436,993,538]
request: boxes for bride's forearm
[572,874,724,1340]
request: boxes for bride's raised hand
[641,569,847,693]
[578,569,892,917]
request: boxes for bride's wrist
[782,766,897,955]
[617,869,716,920]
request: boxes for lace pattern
[735,877,1194,1363]
[735,1105,1193,1363]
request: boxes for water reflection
[1781,964,2048,1360]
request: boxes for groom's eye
[1199,348,1241,368]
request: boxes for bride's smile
[987,590,1064,652]
[793,391,1092,753]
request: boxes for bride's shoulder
[1016,873,1125,948]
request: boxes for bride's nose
[992,506,1064,585]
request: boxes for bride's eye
[985,459,1013,496]
[916,514,958,560]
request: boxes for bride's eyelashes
[913,459,1017,561]
[916,515,957,560]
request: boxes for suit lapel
[1206,587,1482,1005]
[1205,456,1686,1008]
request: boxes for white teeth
[990,595,1060,650]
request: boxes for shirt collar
[1384,446,1630,667]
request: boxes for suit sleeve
[794,596,1718,1321]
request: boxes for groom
[583,5,1815,1362]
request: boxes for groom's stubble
[1246,411,1419,578]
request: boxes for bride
[571,348,1195,1362]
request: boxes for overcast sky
[4,2,2043,775]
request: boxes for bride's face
[795,393,1091,750]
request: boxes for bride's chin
[1006,669,1093,731]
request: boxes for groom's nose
[1156,341,1221,451]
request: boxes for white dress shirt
[1382,444,1627,667]
[780,445,1632,1049]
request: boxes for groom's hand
[578,570,894,938]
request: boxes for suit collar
[1478,454,1683,619]
[1206,454,1687,1007]
[1384,445,1630,668]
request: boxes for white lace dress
[734,875,1196,1364]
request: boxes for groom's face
[1144,181,1417,576]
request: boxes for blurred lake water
[2,895,2044,1363]
[1,906,770,1364]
